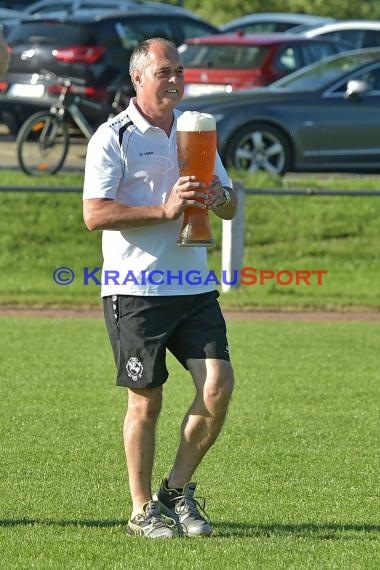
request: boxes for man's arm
[83,198,166,231]
[83,176,208,231]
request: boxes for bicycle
[16,71,130,175]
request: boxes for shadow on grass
[0,518,127,528]
[215,522,379,540]
[0,519,378,540]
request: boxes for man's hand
[163,176,208,220]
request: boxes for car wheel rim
[234,129,286,175]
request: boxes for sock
[165,478,183,494]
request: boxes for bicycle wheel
[16,112,70,175]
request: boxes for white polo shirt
[83,98,231,297]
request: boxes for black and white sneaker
[155,478,213,537]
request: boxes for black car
[0,10,219,134]
[0,1,35,7]
[176,48,380,176]
[23,0,199,17]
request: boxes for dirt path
[1,306,380,322]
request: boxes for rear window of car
[115,18,178,49]
[114,15,217,49]
[301,41,341,65]
[226,22,295,33]
[6,21,95,45]
[180,43,268,69]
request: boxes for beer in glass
[176,111,217,247]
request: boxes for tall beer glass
[176,111,217,247]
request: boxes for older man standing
[83,38,237,539]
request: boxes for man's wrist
[216,188,232,208]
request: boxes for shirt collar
[127,98,182,134]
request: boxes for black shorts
[103,290,230,389]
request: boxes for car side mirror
[345,79,370,100]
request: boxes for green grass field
[0,316,378,569]
[1,170,380,310]
[0,170,379,567]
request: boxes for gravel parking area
[0,127,88,172]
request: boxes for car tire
[224,122,292,176]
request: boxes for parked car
[298,20,380,49]
[221,12,336,34]
[0,1,35,8]
[23,0,196,17]
[180,32,346,97]
[176,48,380,176]
[0,10,219,134]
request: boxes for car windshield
[180,43,268,70]
[271,49,380,90]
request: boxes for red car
[180,32,346,97]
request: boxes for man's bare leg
[123,385,162,516]
[167,358,234,488]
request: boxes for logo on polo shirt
[126,357,144,381]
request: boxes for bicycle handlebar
[39,69,87,87]
[38,69,131,94]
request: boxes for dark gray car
[177,48,380,175]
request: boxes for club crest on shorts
[126,357,144,381]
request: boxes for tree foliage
[166,0,380,26]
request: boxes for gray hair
[129,38,177,88]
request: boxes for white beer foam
[177,110,216,132]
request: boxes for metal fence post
[221,180,245,292]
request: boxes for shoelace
[150,513,176,530]
[135,511,175,529]
[171,494,210,522]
